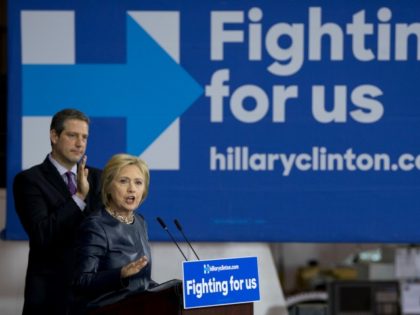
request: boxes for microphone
[156,217,188,261]
[174,219,200,260]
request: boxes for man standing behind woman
[72,154,157,313]
[13,109,103,315]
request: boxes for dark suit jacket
[13,156,102,315]
[72,208,157,314]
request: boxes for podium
[89,280,253,315]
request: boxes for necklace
[106,208,134,224]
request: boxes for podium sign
[182,257,260,309]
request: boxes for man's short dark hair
[50,109,90,135]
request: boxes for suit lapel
[40,156,71,197]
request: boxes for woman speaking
[72,154,157,313]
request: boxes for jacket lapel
[40,156,71,197]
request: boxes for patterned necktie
[65,171,77,195]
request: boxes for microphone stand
[156,217,188,261]
[174,219,200,260]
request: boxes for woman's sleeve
[73,217,126,296]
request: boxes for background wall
[0,0,6,188]
[0,1,410,314]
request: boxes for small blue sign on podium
[182,256,260,309]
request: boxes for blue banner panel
[5,0,420,241]
[183,257,260,309]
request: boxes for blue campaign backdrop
[5,0,420,242]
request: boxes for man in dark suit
[13,109,103,315]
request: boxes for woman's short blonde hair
[101,154,150,208]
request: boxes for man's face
[50,119,89,169]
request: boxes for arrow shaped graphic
[22,13,203,155]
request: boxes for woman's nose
[128,182,136,192]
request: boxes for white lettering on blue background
[186,277,258,299]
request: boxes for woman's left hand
[121,256,148,278]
